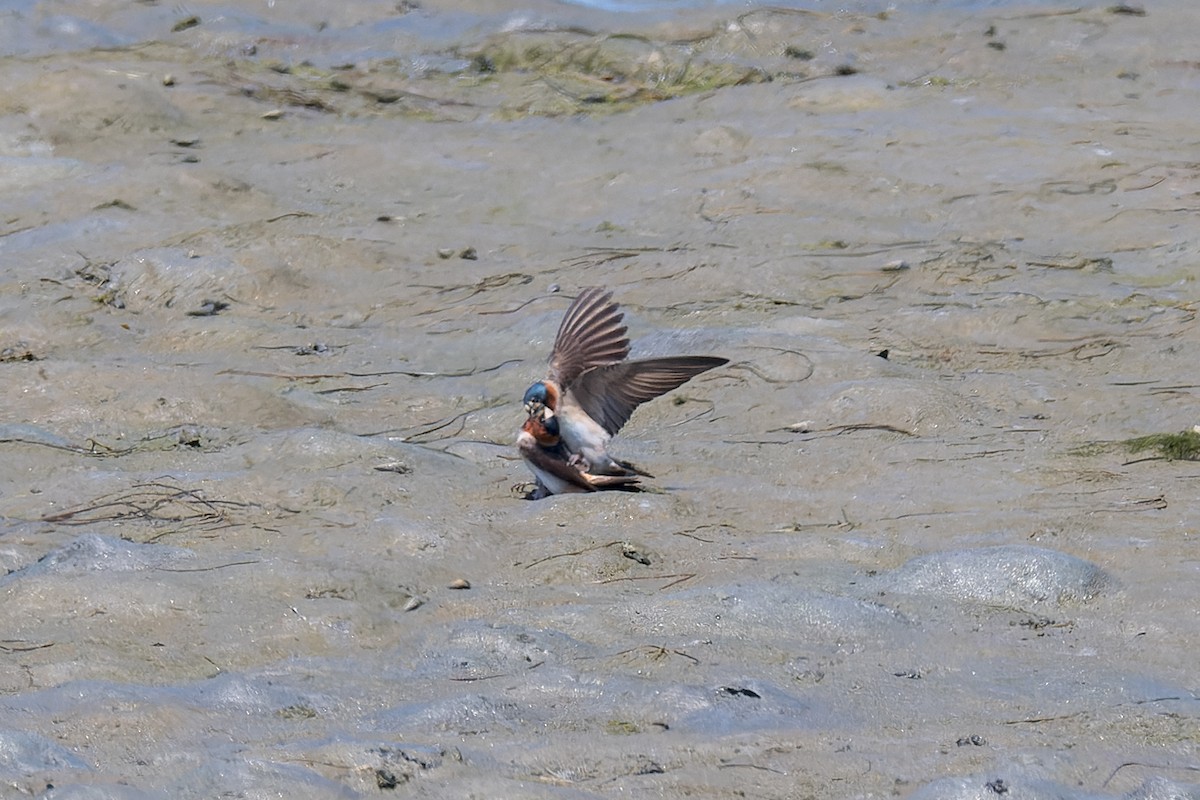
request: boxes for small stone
[162,74,175,86]
[186,299,229,317]
[621,542,651,566]
[176,427,203,448]
[448,578,471,590]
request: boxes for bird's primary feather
[570,355,730,436]
[547,287,630,388]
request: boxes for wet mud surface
[2,1,1199,797]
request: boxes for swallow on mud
[520,287,727,489]
[517,408,641,499]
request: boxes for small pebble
[402,596,424,612]
[448,578,471,590]
[621,542,651,566]
[261,109,284,120]
[176,427,203,448]
[162,74,175,86]
[186,299,229,317]
[881,259,910,272]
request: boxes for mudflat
[1,1,1198,797]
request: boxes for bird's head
[522,408,561,445]
[522,381,559,415]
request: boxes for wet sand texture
[2,1,1199,797]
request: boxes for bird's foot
[512,480,552,500]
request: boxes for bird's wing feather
[547,287,630,387]
[586,473,642,489]
[518,436,596,492]
[571,356,728,435]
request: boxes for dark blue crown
[523,382,548,406]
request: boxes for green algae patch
[1069,430,1200,461]
[1124,430,1200,461]
[462,30,769,115]
[604,719,641,735]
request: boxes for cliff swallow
[522,287,727,478]
[517,410,640,499]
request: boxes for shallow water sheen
[2,0,1200,797]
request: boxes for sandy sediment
[1,1,1198,797]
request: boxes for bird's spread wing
[547,287,630,388]
[571,356,728,435]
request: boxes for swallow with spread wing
[519,287,727,494]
